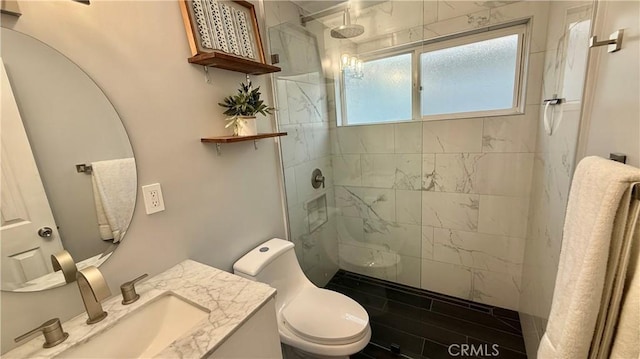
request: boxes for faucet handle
[15,318,69,348]
[120,273,148,305]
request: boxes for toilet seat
[282,288,369,346]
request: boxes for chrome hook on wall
[589,29,623,53]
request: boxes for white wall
[0,0,286,353]
[579,0,640,167]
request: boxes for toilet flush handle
[311,168,325,189]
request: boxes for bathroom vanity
[5,260,281,358]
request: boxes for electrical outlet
[142,183,165,214]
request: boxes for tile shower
[265,0,592,351]
[332,114,538,310]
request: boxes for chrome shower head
[331,8,364,39]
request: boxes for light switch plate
[142,183,165,214]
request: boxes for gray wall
[0,0,286,353]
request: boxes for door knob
[38,227,53,238]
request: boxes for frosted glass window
[338,26,526,126]
[344,53,412,125]
[421,34,519,116]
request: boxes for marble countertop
[5,260,276,358]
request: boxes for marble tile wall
[333,111,537,310]
[518,2,593,355]
[327,1,553,311]
[347,1,551,57]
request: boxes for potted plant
[218,81,274,136]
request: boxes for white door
[0,59,64,290]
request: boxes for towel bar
[543,97,564,105]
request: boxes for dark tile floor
[325,271,527,359]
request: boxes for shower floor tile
[326,270,527,359]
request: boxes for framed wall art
[179,0,279,74]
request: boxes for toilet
[233,238,371,358]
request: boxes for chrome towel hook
[589,29,623,53]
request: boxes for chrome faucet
[76,266,111,324]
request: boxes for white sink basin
[57,292,210,358]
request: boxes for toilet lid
[282,288,369,345]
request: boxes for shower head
[331,24,365,39]
[330,8,364,39]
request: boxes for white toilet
[233,238,371,358]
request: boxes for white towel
[538,156,640,359]
[590,190,639,359]
[92,177,114,240]
[91,158,136,243]
[609,216,640,359]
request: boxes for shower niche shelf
[201,132,287,155]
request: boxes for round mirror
[0,28,136,292]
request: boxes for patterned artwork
[220,3,241,56]
[207,0,228,52]
[192,0,213,49]
[189,0,259,59]
[233,7,255,59]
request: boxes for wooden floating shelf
[201,132,287,143]
[202,132,287,155]
[189,51,281,75]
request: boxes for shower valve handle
[311,169,325,189]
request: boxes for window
[339,24,527,126]
[343,53,412,125]
[421,33,520,116]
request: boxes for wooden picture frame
[179,0,279,74]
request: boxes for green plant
[218,81,274,118]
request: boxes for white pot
[236,116,257,136]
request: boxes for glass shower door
[268,21,338,287]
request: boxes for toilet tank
[233,238,312,307]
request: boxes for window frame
[338,22,530,126]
